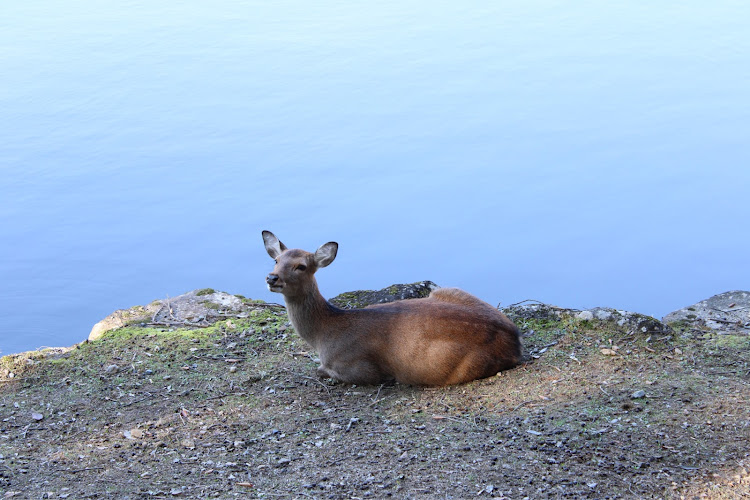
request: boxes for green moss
[243,298,270,305]
[707,333,750,350]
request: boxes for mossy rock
[329,281,439,309]
[88,289,277,341]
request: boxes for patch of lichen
[0,307,293,394]
[0,348,68,380]
[201,301,221,310]
[328,290,372,309]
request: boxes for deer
[262,231,522,386]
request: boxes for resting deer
[262,231,522,386]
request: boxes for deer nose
[266,274,279,285]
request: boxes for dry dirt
[1,300,749,499]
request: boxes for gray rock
[502,302,670,335]
[501,301,573,324]
[329,281,439,309]
[576,310,594,321]
[88,289,259,341]
[587,307,670,335]
[663,290,750,334]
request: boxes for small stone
[631,390,646,399]
[31,412,44,421]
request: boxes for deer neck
[282,280,337,348]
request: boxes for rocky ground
[1,286,748,499]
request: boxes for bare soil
[1,301,749,499]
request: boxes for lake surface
[2,1,749,356]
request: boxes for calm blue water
[2,2,749,356]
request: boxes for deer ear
[262,231,287,259]
[314,242,338,268]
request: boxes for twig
[513,400,534,411]
[709,306,750,313]
[706,318,742,325]
[369,384,386,407]
[298,375,331,395]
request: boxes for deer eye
[295,264,307,272]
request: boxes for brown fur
[262,231,522,386]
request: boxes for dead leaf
[600,348,618,356]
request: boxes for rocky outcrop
[575,307,670,335]
[502,301,671,335]
[88,289,264,341]
[329,281,439,309]
[88,283,440,341]
[89,286,750,343]
[663,290,750,334]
